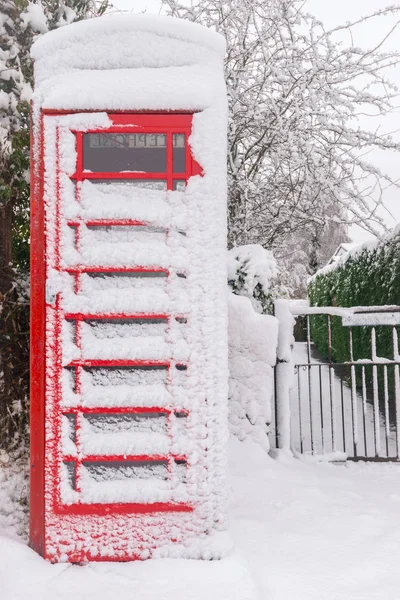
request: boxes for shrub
[307,227,400,395]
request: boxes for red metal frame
[31,112,201,559]
[67,219,150,227]
[70,113,203,186]
[54,501,192,516]
[30,110,46,555]
[64,313,176,320]
[62,406,188,415]
[65,266,170,274]
[66,359,177,368]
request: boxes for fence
[272,301,400,461]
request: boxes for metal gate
[273,301,400,461]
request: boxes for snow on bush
[228,293,278,450]
[20,3,49,34]
[227,244,279,314]
[308,225,400,396]
[0,452,28,540]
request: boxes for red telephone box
[30,16,229,562]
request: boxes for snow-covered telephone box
[30,15,228,562]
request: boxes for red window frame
[30,113,201,555]
[74,113,202,189]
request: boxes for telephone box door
[31,112,209,561]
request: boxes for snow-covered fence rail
[273,301,400,461]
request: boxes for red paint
[42,110,197,117]
[69,113,202,186]
[53,292,64,511]
[166,130,173,190]
[29,109,46,556]
[67,219,150,227]
[75,132,83,175]
[64,312,175,321]
[66,359,174,368]
[65,265,170,274]
[62,406,188,415]
[62,453,187,463]
[54,502,192,516]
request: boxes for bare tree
[163,0,400,269]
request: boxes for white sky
[110,0,400,244]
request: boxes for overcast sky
[110,0,400,244]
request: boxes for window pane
[173,180,186,191]
[84,133,167,173]
[90,179,167,191]
[173,134,186,173]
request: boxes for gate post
[274,300,295,452]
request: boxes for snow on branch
[163,0,400,279]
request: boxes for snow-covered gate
[272,301,400,461]
[30,16,229,562]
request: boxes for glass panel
[83,461,168,482]
[86,366,168,387]
[84,133,167,173]
[63,462,77,490]
[84,412,167,434]
[86,318,168,339]
[90,179,167,191]
[83,272,168,292]
[173,180,186,191]
[173,134,186,173]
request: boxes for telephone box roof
[31,13,226,62]
[31,14,226,112]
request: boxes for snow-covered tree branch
[163,0,400,281]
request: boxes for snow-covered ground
[2,438,400,599]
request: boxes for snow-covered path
[2,440,400,599]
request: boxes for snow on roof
[325,242,358,265]
[337,242,358,253]
[31,13,225,64]
[34,13,225,56]
[31,14,226,111]
[310,223,400,282]
[37,65,224,112]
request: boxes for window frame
[71,113,202,191]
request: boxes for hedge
[307,228,400,395]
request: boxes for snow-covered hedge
[308,226,400,374]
